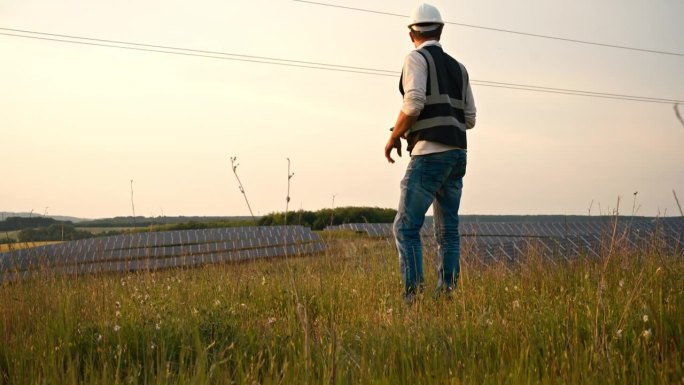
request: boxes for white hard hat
[408,3,444,31]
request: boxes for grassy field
[1,231,20,243]
[0,241,62,253]
[0,234,682,384]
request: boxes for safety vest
[399,45,469,153]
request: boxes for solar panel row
[325,220,683,265]
[2,241,327,283]
[0,226,326,282]
[326,220,684,239]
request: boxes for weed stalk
[230,157,257,226]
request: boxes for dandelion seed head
[643,314,649,323]
[113,325,121,332]
[642,329,652,339]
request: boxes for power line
[1,30,682,105]
[0,27,394,75]
[469,80,680,103]
[0,32,396,77]
[293,0,684,58]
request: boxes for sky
[1,0,683,219]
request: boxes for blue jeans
[393,149,467,296]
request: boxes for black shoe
[404,285,424,305]
[433,280,456,300]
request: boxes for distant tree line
[17,224,96,242]
[77,216,254,228]
[258,206,397,230]
[0,216,65,231]
[9,219,257,242]
[140,220,257,232]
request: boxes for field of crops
[0,241,61,253]
[0,233,682,384]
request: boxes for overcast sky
[1,0,683,219]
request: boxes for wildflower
[616,329,622,338]
[642,329,652,339]
[155,322,161,330]
[150,342,156,350]
[113,325,121,332]
[267,317,277,325]
[643,315,649,323]
[96,334,103,342]
[240,303,247,309]
[115,311,121,318]
[512,300,520,309]
[619,279,625,288]
[115,301,121,309]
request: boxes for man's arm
[385,51,427,163]
[464,82,476,129]
[385,111,419,163]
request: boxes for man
[384,2,476,302]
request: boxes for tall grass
[0,234,682,384]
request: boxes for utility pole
[130,180,137,228]
[330,194,337,226]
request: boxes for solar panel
[323,219,683,266]
[0,225,326,282]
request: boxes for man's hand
[385,137,402,163]
[385,111,417,163]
